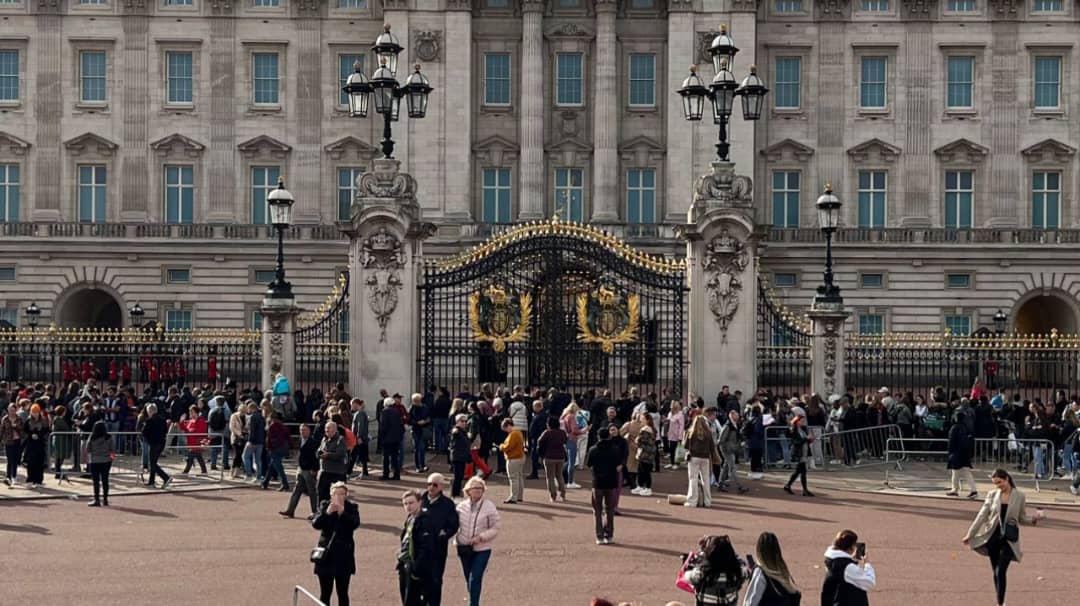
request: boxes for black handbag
[310,531,336,563]
[456,504,482,559]
[1003,519,1019,542]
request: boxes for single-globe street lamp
[266,178,295,299]
[129,302,145,328]
[993,309,1008,335]
[24,302,40,329]
[676,24,769,162]
[815,185,843,305]
[341,25,434,159]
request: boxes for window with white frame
[1033,0,1062,10]
[947,0,976,10]
[80,51,107,103]
[165,309,193,331]
[338,54,364,106]
[1032,171,1061,229]
[944,170,974,229]
[861,0,888,10]
[946,273,972,288]
[859,314,884,335]
[860,273,884,288]
[626,168,656,224]
[164,165,194,224]
[0,50,18,102]
[774,57,800,109]
[0,164,18,222]
[481,168,512,223]
[775,0,802,11]
[553,168,585,222]
[77,165,107,223]
[558,0,580,6]
[485,0,508,6]
[946,56,974,109]
[771,171,800,228]
[166,51,193,105]
[254,269,277,284]
[860,57,887,109]
[337,167,364,221]
[556,53,583,106]
[1034,56,1061,109]
[251,166,280,225]
[857,170,887,228]
[772,272,797,288]
[166,268,191,284]
[484,53,511,106]
[630,0,653,7]
[0,267,14,282]
[339,0,366,7]
[945,314,971,336]
[628,54,655,107]
[254,0,279,6]
[252,53,280,105]
[79,0,107,4]
[165,0,193,5]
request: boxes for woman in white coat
[962,468,1043,606]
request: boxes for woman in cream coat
[962,468,1042,606]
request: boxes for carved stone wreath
[414,31,442,63]
[702,229,749,343]
[362,227,407,342]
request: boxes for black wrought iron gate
[420,221,686,397]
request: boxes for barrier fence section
[846,330,1080,405]
[46,431,225,484]
[765,424,904,472]
[293,585,327,606]
[884,436,1056,491]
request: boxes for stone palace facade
[2,0,1080,336]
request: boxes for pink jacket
[561,414,584,438]
[455,498,500,552]
[666,412,686,442]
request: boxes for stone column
[119,14,150,221]
[681,161,762,397]
[664,2,695,222]
[808,306,851,397]
[261,298,299,391]
[207,11,237,222]
[518,0,545,220]
[590,0,618,222]
[32,9,62,221]
[443,4,474,220]
[340,158,436,401]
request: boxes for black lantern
[708,24,739,73]
[129,302,145,327]
[736,65,769,121]
[24,302,41,329]
[814,185,843,305]
[372,24,404,75]
[404,64,433,119]
[993,309,1008,334]
[677,66,709,121]
[370,60,398,116]
[266,178,295,299]
[710,59,738,122]
[342,60,372,118]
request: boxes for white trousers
[686,457,712,507]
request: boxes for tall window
[251,166,280,225]
[1033,0,1062,10]
[774,57,801,109]
[337,54,364,106]
[166,51,193,105]
[164,165,194,224]
[556,53,583,106]
[772,171,800,228]
[944,170,973,229]
[553,168,584,222]
[252,53,279,105]
[861,0,888,9]
[337,167,364,221]
[483,53,511,106]
[0,50,18,102]
[80,51,107,103]
[165,309,193,331]
[860,57,887,108]
[945,315,971,336]
[626,168,656,224]
[946,56,974,109]
[774,0,802,11]
[628,54,655,107]
[1034,56,1061,109]
[947,0,975,10]
[251,310,264,331]
[77,165,107,224]
[857,170,887,228]
[0,164,18,222]
[481,168,512,223]
[859,314,884,335]
[1032,171,1060,229]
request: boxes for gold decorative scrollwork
[576,284,640,354]
[468,284,532,353]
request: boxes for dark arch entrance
[57,288,124,328]
[1014,293,1078,334]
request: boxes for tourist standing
[311,481,360,606]
[665,401,686,469]
[180,405,209,475]
[229,402,247,479]
[2,403,24,487]
[398,489,437,606]
[527,400,548,480]
[586,426,621,545]
[318,421,349,502]
[607,423,628,515]
[349,398,370,479]
[51,406,72,479]
[263,412,291,491]
[379,396,406,480]
[946,413,977,499]
[962,468,1042,606]
[821,530,876,606]
[683,415,719,508]
[497,418,525,503]
[421,473,460,606]
[717,410,748,494]
[619,411,644,489]
[22,403,50,488]
[745,404,766,479]
[743,532,800,605]
[243,402,266,482]
[537,415,568,502]
[449,414,471,498]
[281,423,320,519]
[455,477,500,606]
[782,407,814,497]
[410,393,432,474]
[141,403,171,488]
[633,412,658,496]
[86,420,114,506]
[560,403,586,488]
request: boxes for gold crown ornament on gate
[577,283,640,354]
[469,284,532,353]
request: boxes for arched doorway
[56,288,124,328]
[1014,292,1078,334]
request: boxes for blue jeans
[243,443,264,480]
[264,450,289,488]
[1032,445,1047,478]
[209,432,229,469]
[413,431,428,469]
[140,438,150,470]
[1063,441,1075,473]
[458,548,492,606]
[565,441,578,484]
[433,418,449,452]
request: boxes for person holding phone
[962,468,1043,606]
[743,532,800,606]
[311,481,360,606]
[821,530,876,606]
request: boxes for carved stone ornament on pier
[694,161,754,208]
[821,318,841,395]
[414,31,442,63]
[357,160,418,200]
[361,227,407,342]
[702,229,749,342]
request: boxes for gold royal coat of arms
[469,284,532,352]
[577,284,640,354]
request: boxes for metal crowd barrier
[764,424,904,472]
[48,430,225,485]
[293,585,327,606]
[883,436,1056,492]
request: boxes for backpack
[208,407,226,431]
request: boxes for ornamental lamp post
[343,60,372,118]
[24,302,40,329]
[815,185,843,305]
[993,309,1008,335]
[266,178,295,299]
[129,302,145,328]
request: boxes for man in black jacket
[420,473,459,606]
[588,389,613,447]
[399,489,437,606]
[280,423,320,519]
[140,403,171,489]
[379,396,406,480]
[586,430,622,545]
[527,400,548,479]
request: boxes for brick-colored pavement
[0,465,1076,606]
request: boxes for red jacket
[266,420,291,453]
[181,416,208,448]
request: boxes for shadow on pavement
[107,505,179,518]
[0,523,51,535]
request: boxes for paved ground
[1,463,1077,606]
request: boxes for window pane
[1034,56,1061,108]
[253,53,279,104]
[484,53,511,105]
[337,167,363,221]
[0,50,18,101]
[628,54,655,106]
[166,52,193,104]
[946,56,973,108]
[481,168,512,223]
[556,53,583,105]
[80,51,107,103]
[0,164,18,222]
[775,57,800,108]
[251,166,280,224]
[626,168,656,224]
[860,57,886,108]
[775,0,803,11]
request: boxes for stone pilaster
[590,0,618,222]
[808,306,851,397]
[681,161,762,396]
[899,24,932,227]
[443,5,473,220]
[120,16,150,221]
[340,159,436,400]
[989,21,1021,227]
[664,4,695,222]
[32,12,61,221]
[815,22,846,201]
[293,17,323,223]
[518,0,545,220]
[207,17,237,222]
[261,298,299,391]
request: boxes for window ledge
[1032,108,1066,118]
[163,103,195,112]
[771,108,805,118]
[481,104,514,114]
[74,103,110,114]
[247,105,283,115]
[626,105,657,113]
[0,101,23,111]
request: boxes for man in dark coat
[140,403,171,488]
[399,489,438,606]
[311,483,361,606]
[379,397,406,480]
[420,474,459,606]
[585,429,622,544]
[527,400,548,479]
[946,414,976,498]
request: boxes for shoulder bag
[310,531,336,563]
[1003,518,1019,542]
[456,504,483,559]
